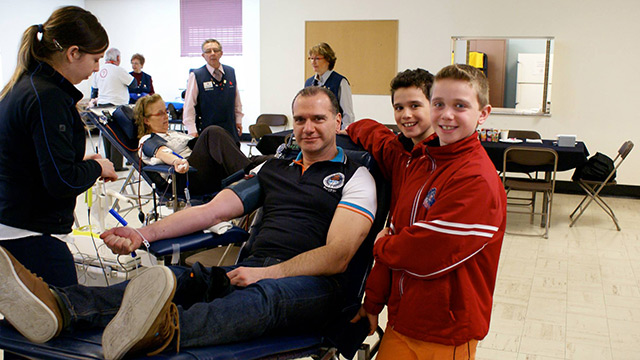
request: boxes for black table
[482,139,589,228]
[481,139,589,172]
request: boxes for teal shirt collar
[294,146,345,163]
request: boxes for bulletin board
[305,20,398,95]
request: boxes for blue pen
[172,151,183,159]
[108,209,137,257]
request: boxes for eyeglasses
[203,48,222,54]
[145,110,168,118]
[308,56,325,62]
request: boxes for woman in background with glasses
[305,42,354,128]
[134,94,269,197]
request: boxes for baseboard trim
[555,180,640,199]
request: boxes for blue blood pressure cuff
[142,133,168,157]
[227,175,264,214]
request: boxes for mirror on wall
[451,36,554,116]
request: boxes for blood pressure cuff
[227,175,264,215]
[142,133,168,157]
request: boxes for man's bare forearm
[139,189,244,242]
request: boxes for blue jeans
[54,257,343,348]
[3,235,77,287]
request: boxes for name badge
[203,81,214,90]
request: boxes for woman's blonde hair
[0,6,108,99]
[308,42,337,70]
[133,94,164,139]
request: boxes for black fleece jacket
[0,62,101,234]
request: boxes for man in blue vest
[183,39,243,145]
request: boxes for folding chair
[507,129,541,140]
[569,140,634,231]
[0,143,389,360]
[247,123,272,156]
[256,113,288,130]
[502,146,558,238]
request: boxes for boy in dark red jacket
[349,64,506,359]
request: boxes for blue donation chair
[83,107,232,218]
[0,137,389,360]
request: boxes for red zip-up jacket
[347,119,506,345]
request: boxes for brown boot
[0,246,63,343]
[102,266,180,360]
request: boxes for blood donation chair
[83,108,237,219]
[0,138,389,360]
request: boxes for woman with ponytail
[0,6,117,286]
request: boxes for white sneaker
[102,266,179,360]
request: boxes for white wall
[0,0,85,88]
[84,0,261,131]
[0,0,260,131]
[260,0,640,185]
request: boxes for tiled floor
[473,193,640,360]
[1,154,639,359]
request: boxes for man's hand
[226,266,281,287]
[189,132,199,138]
[350,306,378,336]
[101,227,142,255]
[83,153,102,161]
[375,227,392,245]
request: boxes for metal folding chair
[569,140,634,230]
[502,146,558,238]
[507,129,541,140]
[247,123,272,156]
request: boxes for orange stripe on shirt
[338,204,374,223]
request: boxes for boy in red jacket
[350,64,506,359]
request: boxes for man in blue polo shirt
[0,87,377,360]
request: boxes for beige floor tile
[518,336,565,358]
[491,301,529,323]
[606,305,640,322]
[516,354,563,360]
[521,320,565,341]
[608,318,640,350]
[604,294,640,309]
[531,275,568,299]
[493,277,533,307]
[478,332,521,352]
[610,347,640,360]
[475,347,518,360]
[565,341,612,360]
[565,313,610,347]
[602,280,640,297]
[534,257,568,276]
[525,297,566,325]
[499,258,536,279]
[567,289,606,317]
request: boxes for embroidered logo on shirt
[423,187,437,210]
[323,172,345,191]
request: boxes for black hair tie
[37,24,44,33]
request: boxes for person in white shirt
[90,48,136,170]
[90,48,135,106]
